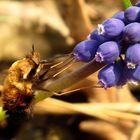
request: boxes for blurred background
[0,0,140,140]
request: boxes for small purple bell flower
[73,40,99,62]
[123,22,140,44]
[95,41,121,64]
[98,61,123,88]
[124,6,140,23]
[112,11,127,23]
[97,18,125,39]
[125,43,140,69]
[88,30,109,44]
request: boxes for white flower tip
[127,62,136,69]
[128,80,139,86]
[95,52,104,63]
[97,24,105,35]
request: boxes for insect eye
[27,67,37,79]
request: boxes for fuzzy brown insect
[2,47,73,114]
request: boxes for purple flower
[112,11,127,23]
[95,41,121,64]
[97,18,125,39]
[124,6,140,23]
[98,61,123,88]
[73,40,99,62]
[123,22,140,44]
[125,43,140,69]
[88,30,109,44]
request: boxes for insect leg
[36,84,102,96]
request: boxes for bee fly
[2,46,74,115]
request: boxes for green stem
[123,0,132,9]
[34,60,105,103]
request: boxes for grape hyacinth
[96,18,125,39]
[88,30,109,44]
[98,61,125,88]
[95,41,121,64]
[112,11,127,23]
[124,6,140,23]
[123,22,140,43]
[125,43,140,69]
[73,40,99,62]
[72,1,140,88]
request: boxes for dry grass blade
[80,120,128,140]
[130,124,140,140]
[75,103,140,113]
[103,110,140,121]
[34,98,117,122]
[34,98,140,122]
